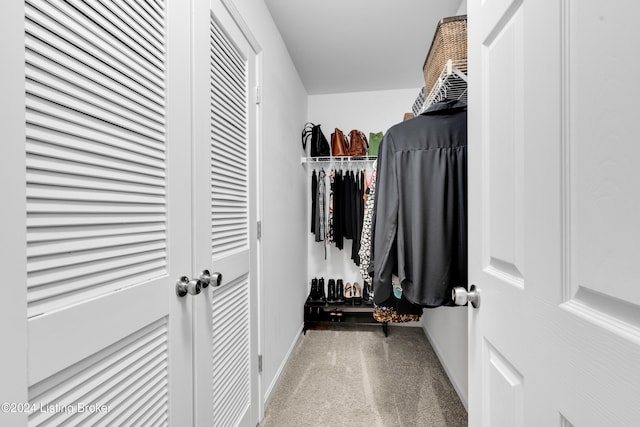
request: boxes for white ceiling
[264,0,464,95]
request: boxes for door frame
[0,1,28,423]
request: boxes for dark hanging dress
[310,170,317,234]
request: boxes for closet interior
[303,15,469,341]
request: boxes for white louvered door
[193,1,259,426]
[2,1,193,425]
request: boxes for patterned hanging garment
[326,169,335,243]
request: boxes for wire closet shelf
[412,59,468,116]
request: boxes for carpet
[259,325,468,427]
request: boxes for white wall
[232,0,309,413]
[308,88,419,140]
[457,0,468,16]
[421,307,468,408]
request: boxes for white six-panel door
[468,0,640,425]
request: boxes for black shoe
[335,279,345,304]
[362,282,373,305]
[308,278,318,301]
[318,278,326,302]
[327,279,336,303]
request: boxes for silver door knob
[200,270,211,288]
[210,272,222,287]
[452,285,480,308]
[176,276,202,297]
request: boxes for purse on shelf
[302,122,331,157]
[348,130,368,156]
[331,128,350,156]
[368,131,383,157]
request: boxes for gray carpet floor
[259,325,468,427]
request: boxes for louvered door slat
[210,24,244,76]
[26,53,165,126]
[211,81,245,120]
[26,136,165,177]
[26,3,165,96]
[211,139,248,167]
[26,171,165,197]
[26,80,165,141]
[26,67,165,135]
[27,213,166,227]
[124,0,166,39]
[31,0,165,81]
[27,222,166,242]
[29,319,168,426]
[67,0,165,66]
[210,17,248,259]
[211,275,250,427]
[28,251,165,289]
[26,38,165,117]
[26,97,165,153]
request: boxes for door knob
[209,271,222,287]
[452,284,480,308]
[176,276,202,297]
[200,270,211,288]
[199,270,222,288]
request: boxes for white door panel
[193,1,259,426]
[469,0,640,425]
[2,1,193,425]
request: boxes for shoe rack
[303,302,388,337]
[304,278,387,336]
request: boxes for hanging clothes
[310,169,317,234]
[358,168,376,287]
[326,170,335,243]
[371,99,468,308]
[315,168,326,243]
[350,170,365,265]
[332,170,344,250]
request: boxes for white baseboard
[262,322,304,408]
[422,323,469,411]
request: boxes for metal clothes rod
[301,156,377,165]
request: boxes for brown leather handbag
[331,128,349,156]
[348,130,368,156]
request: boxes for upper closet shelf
[301,156,377,165]
[414,59,468,116]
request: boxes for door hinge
[258,354,263,373]
[255,86,262,105]
[257,220,262,239]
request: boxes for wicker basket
[422,15,467,93]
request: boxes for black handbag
[302,122,331,157]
